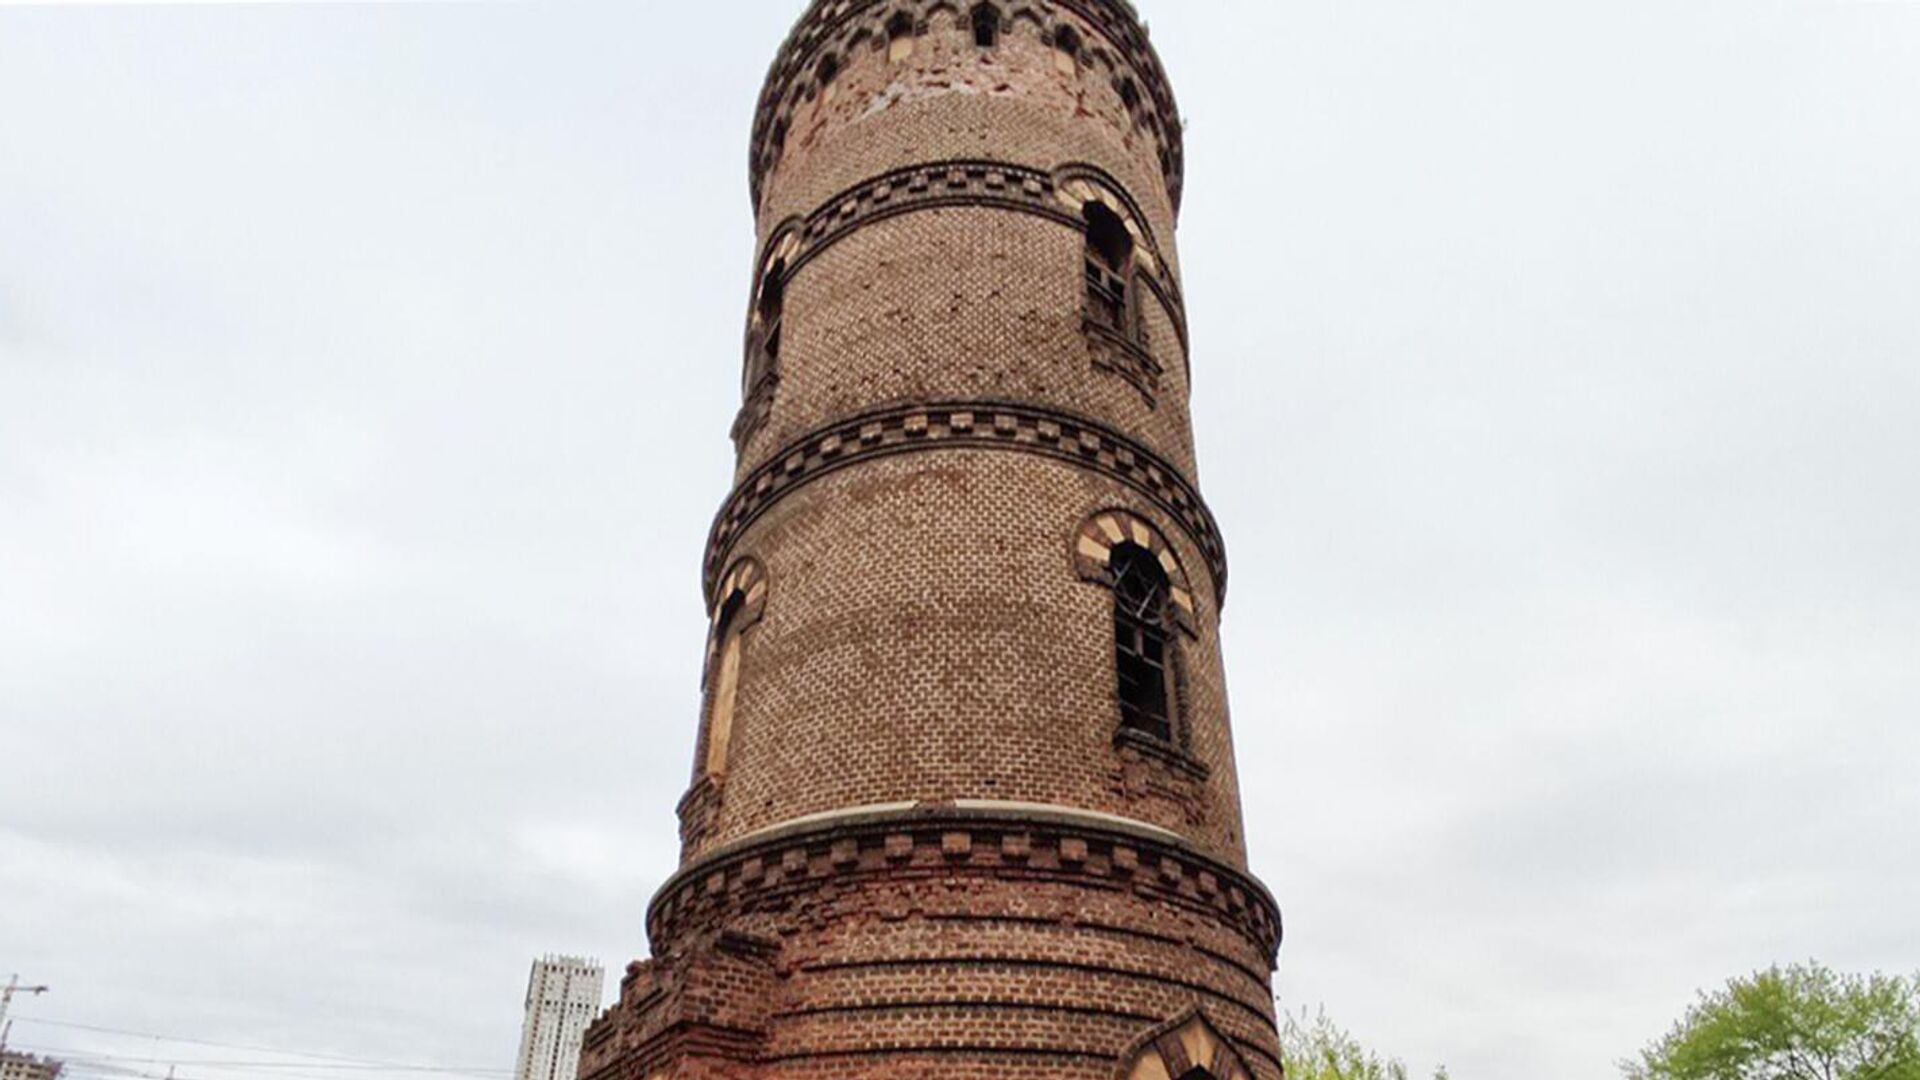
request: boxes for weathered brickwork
[584,2,1282,1078]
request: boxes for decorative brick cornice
[705,400,1227,609]
[764,159,1189,359]
[648,803,1282,968]
[751,0,1185,214]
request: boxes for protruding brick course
[585,2,1282,1077]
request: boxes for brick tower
[581,2,1283,1078]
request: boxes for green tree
[1627,962,1920,1080]
[1280,1007,1450,1080]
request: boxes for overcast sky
[2,1,1917,1078]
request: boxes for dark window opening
[1119,78,1141,111]
[1112,542,1175,743]
[1083,201,1134,334]
[888,11,915,42]
[817,54,840,87]
[971,4,1000,47]
[1084,201,1134,269]
[1054,24,1082,57]
[750,258,786,391]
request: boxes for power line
[9,1020,511,1077]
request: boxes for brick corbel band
[648,801,1284,967]
[705,400,1229,609]
[763,159,1191,358]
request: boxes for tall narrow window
[701,560,767,780]
[704,591,747,777]
[1110,542,1176,743]
[971,4,1000,48]
[887,12,916,62]
[753,258,786,380]
[1052,24,1082,73]
[1084,200,1135,335]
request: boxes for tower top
[749,0,1185,214]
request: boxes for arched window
[1052,24,1082,73]
[971,3,1000,48]
[705,592,747,777]
[701,560,768,780]
[1083,200,1135,336]
[737,230,801,445]
[887,11,916,62]
[754,258,785,374]
[1077,512,1199,751]
[816,53,841,89]
[1110,542,1176,743]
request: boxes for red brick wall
[585,3,1283,1077]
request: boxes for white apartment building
[0,1052,61,1080]
[512,956,603,1080]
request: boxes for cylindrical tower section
[690,0,1247,865]
[580,5,1285,1079]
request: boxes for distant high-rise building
[512,956,602,1080]
[0,1052,62,1080]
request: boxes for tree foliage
[1280,1008,1449,1080]
[1626,962,1920,1080]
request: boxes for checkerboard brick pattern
[582,3,1283,1077]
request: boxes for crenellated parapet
[749,0,1185,215]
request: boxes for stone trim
[765,159,1190,359]
[1074,508,1199,634]
[750,0,1185,213]
[648,803,1282,967]
[706,400,1228,608]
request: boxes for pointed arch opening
[1119,1010,1256,1080]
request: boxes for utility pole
[0,976,50,1054]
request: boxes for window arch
[1118,1010,1254,1080]
[1077,511,1199,749]
[700,559,768,780]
